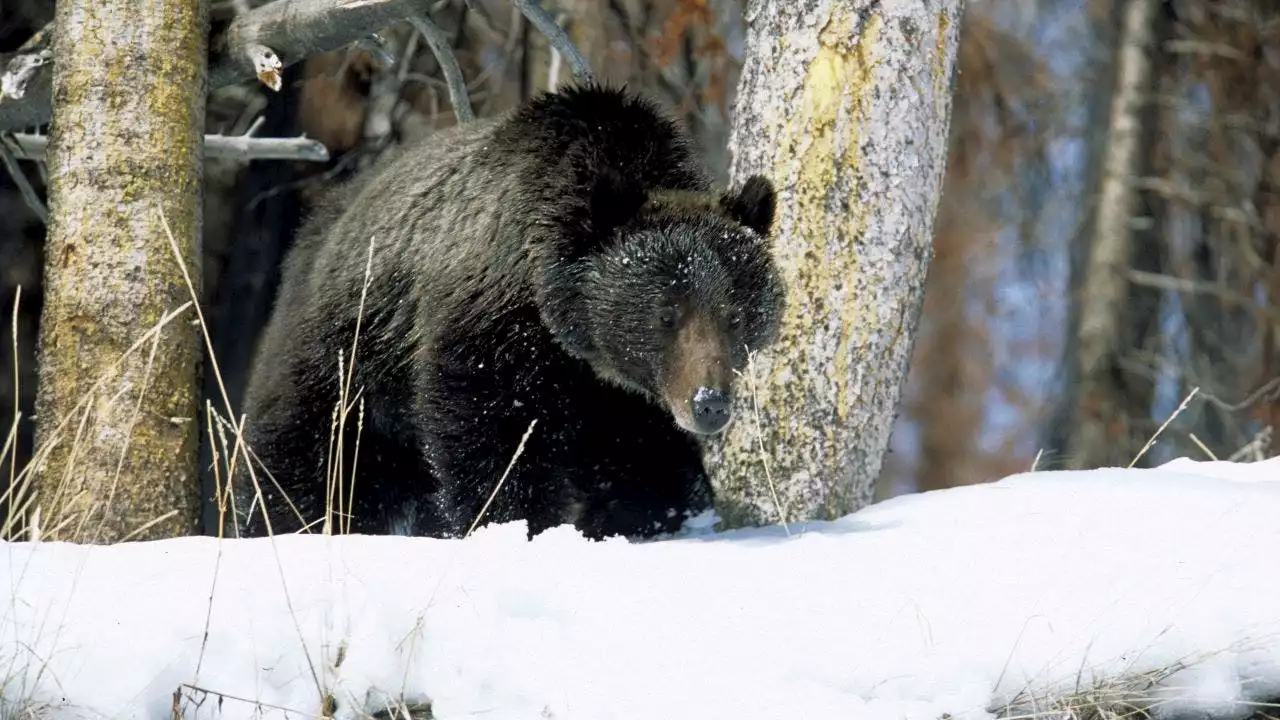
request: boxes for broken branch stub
[245,43,283,91]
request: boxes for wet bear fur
[234,83,785,541]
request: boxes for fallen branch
[0,0,436,133]
[5,129,329,163]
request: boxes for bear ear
[720,174,776,237]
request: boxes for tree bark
[706,0,963,527]
[31,0,208,542]
[1060,0,1161,469]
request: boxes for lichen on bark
[705,0,964,528]
[31,0,208,542]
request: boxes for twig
[548,46,563,92]
[465,419,537,538]
[1228,426,1272,463]
[510,0,595,84]
[176,684,309,717]
[362,27,418,141]
[1187,433,1218,461]
[1129,387,1199,468]
[5,286,18,508]
[1200,375,1280,413]
[408,15,476,123]
[0,134,47,222]
[740,351,789,534]
[1126,268,1276,319]
[6,131,329,163]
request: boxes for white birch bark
[706,0,964,527]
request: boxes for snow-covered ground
[3,457,1279,720]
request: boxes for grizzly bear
[233,83,785,541]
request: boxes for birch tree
[30,0,209,542]
[1058,0,1161,469]
[706,0,964,527]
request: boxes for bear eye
[727,309,743,329]
[659,308,677,328]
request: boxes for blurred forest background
[2,0,1277,527]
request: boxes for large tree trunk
[706,0,963,527]
[30,0,208,542]
[1060,0,1162,469]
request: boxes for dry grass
[1025,384,1274,473]
[732,349,791,536]
[994,663,1188,720]
[0,203,355,716]
[991,655,1280,720]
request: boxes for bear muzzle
[690,386,732,434]
[663,311,735,436]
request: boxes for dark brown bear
[234,83,785,541]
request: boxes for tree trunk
[1060,0,1161,469]
[31,0,208,542]
[706,0,963,527]
[1039,0,1122,470]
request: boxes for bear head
[563,174,786,436]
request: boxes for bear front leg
[566,404,717,540]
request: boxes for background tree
[704,0,965,527]
[1051,0,1165,470]
[894,4,1057,492]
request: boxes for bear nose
[691,386,732,434]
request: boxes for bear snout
[691,386,732,434]
[663,312,735,436]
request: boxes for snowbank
[3,458,1279,720]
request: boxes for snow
[3,457,1280,720]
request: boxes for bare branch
[0,134,48,223]
[0,50,52,102]
[408,16,475,123]
[0,0,439,132]
[510,0,595,83]
[0,22,53,100]
[0,22,54,129]
[1125,268,1277,319]
[1163,39,1248,61]
[7,130,330,163]
[1201,376,1280,414]
[354,33,397,69]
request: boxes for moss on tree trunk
[31,0,208,542]
[706,0,964,527]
